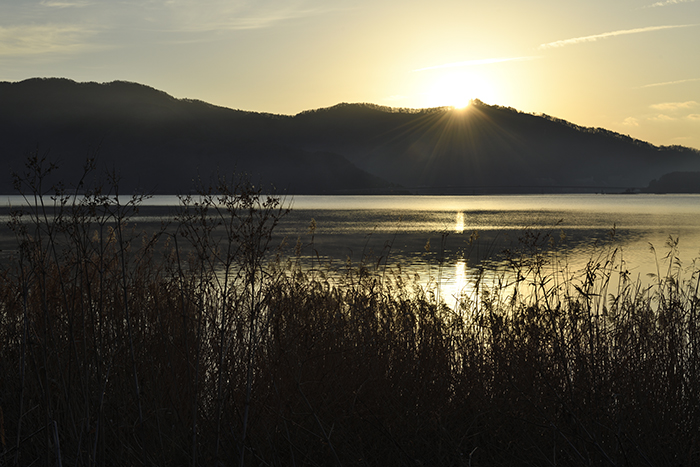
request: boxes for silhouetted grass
[1,155,699,466]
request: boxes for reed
[1,155,699,466]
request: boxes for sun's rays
[424,72,497,109]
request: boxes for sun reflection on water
[455,211,465,233]
[442,258,478,309]
[452,258,468,295]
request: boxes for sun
[425,71,496,109]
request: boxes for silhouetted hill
[281,102,700,193]
[645,172,700,193]
[2,78,699,194]
[0,78,396,194]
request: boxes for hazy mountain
[2,77,699,195]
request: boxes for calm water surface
[3,194,700,306]
[277,194,700,305]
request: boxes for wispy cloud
[622,117,640,127]
[687,114,700,120]
[213,9,328,30]
[644,0,697,8]
[0,1,343,58]
[413,56,538,72]
[40,1,93,7]
[0,24,97,56]
[150,0,345,32]
[4,1,343,37]
[650,101,698,111]
[539,24,696,49]
[637,77,700,88]
[651,114,676,121]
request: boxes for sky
[1,0,699,149]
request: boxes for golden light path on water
[446,259,470,308]
[277,194,700,311]
[454,211,465,233]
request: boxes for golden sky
[2,0,699,149]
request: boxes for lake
[275,194,700,306]
[3,193,700,307]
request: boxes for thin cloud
[0,24,97,56]
[173,9,329,31]
[1,1,351,39]
[151,1,347,32]
[650,101,698,111]
[637,78,700,88]
[40,1,93,7]
[644,0,697,8]
[539,24,696,49]
[650,114,676,122]
[215,9,327,30]
[413,56,538,72]
[688,114,700,120]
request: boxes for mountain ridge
[1,78,698,195]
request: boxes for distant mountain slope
[2,78,699,194]
[645,172,700,193]
[0,78,395,194]
[283,102,700,192]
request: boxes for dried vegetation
[1,155,699,466]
